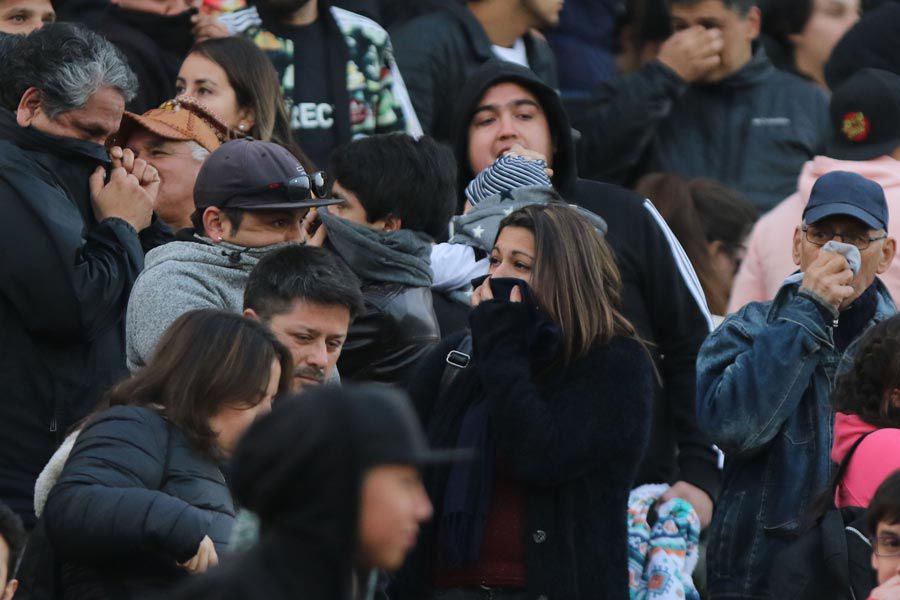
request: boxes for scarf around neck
[319,209,433,287]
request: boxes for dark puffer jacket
[43,406,235,600]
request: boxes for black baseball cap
[803,171,889,231]
[193,138,341,211]
[826,68,900,161]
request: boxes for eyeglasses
[873,535,900,558]
[801,225,887,250]
[220,171,330,208]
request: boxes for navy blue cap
[803,171,889,232]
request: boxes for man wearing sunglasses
[124,138,339,371]
[696,170,897,598]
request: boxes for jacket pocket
[709,489,746,580]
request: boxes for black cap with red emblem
[826,68,900,162]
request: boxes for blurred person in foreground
[171,384,463,600]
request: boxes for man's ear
[792,225,803,266]
[16,87,43,128]
[877,237,897,274]
[744,6,762,41]
[2,578,18,600]
[202,207,227,241]
[243,308,260,321]
[382,214,402,233]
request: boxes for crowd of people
[0,0,899,598]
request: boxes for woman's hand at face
[180,535,218,574]
[470,277,521,308]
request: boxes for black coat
[392,300,654,599]
[0,110,145,526]
[451,62,721,501]
[574,46,831,211]
[44,406,235,600]
[390,2,558,143]
[338,283,441,386]
[94,7,196,114]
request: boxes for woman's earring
[238,122,247,132]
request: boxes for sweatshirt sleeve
[574,61,686,184]
[636,201,721,499]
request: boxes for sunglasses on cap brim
[220,172,330,208]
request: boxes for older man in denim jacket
[697,171,897,599]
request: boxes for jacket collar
[0,108,111,165]
[771,277,896,329]
[700,44,776,90]
[446,2,545,65]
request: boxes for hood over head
[452,60,578,205]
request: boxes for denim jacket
[696,279,895,599]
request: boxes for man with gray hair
[0,23,159,526]
[113,96,234,231]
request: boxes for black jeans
[432,587,528,600]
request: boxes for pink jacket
[728,156,900,313]
[832,412,900,508]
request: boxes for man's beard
[293,365,325,388]
[257,0,314,19]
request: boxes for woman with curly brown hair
[832,314,900,508]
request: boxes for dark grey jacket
[44,406,235,600]
[390,2,558,143]
[575,47,831,211]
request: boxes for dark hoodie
[169,388,365,600]
[451,61,721,503]
[94,6,196,114]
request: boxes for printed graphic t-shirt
[282,19,337,168]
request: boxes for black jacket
[95,7,196,114]
[451,61,721,500]
[392,301,653,599]
[575,47,831,211]
[339,283,441,385]
[390,2,558,143]
[44,406,235,600]
[0,110,145,526]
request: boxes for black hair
[190,208,246,235]
[668,0,755,14]
[329,133,457,239]
[834,314,900,427]
[0,502,26,582]
[244,245,365,321]
[869,470,900,535]
[758,0,813,70]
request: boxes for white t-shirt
[491,37,529,68]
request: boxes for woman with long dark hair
[176,36,313,168]
[40,310,292,599]
[392,203,654,600]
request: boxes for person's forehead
[807,214,873,230]
[67,87,125,126]
[1,0,54,12]
[878,521,900,535]
[478,82,541,107]
[274,300,351,329]
[671,0,736,19]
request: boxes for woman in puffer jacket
[41,309,292,600]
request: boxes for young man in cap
[697,171,897,598]
[114,96,232,231]
[125,138,339,371]
[171,384,464,600]
[731,67,900,311]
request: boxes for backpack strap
[438,334,473,395]
[829,430,876,508]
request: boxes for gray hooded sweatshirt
[125,236,289,371]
